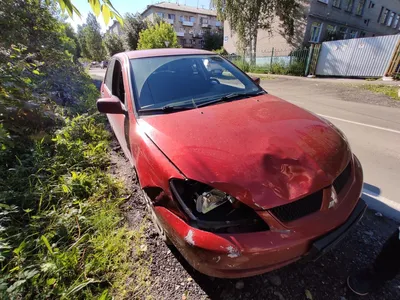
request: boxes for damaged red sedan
[97,49,366,278]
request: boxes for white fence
[315,35,400,77]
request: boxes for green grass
[361,84,400,101]
[1,114,150,299]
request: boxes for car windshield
[129,54,262,112]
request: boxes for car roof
[120,48,215,59]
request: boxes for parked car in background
[100,60,108,69]
[97,48,366,278]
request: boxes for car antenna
[191,97,198,109]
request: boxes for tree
[104,33,125,56]
[213,0,298,63]
[123,13,148,50]
[203,29,223,51]
[78,13,106,61]
[137,22,179,50]
[50,0,123,25]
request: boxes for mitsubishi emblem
[329,187,338,209]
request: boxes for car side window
[111,60,125,104]
[104,59,115,91]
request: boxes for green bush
[0,1,149,298]
[287,60,306,76]
[231,59,250,72]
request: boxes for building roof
[141,2,217,17]
[122,48,214,59]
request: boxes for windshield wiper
[138,105,193,114]
[197,90,266,108]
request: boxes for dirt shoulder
[108,135,400,300]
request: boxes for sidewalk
[248,73,400,86]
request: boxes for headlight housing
[170,179,269,233]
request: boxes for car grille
[270,190,323,223]
[333,162,352,195]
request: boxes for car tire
[142,190,172,245]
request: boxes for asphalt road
[89,68,400,221]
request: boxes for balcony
[201,23,210,28]
[166,18,174,24]
[182,21,194,26]
[176,31,185,37]
[193,32,203,38]
[216,21,222,27]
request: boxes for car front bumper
[155,156,365,278]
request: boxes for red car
[97,49,366,278]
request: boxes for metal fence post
[270,47,274,67]
[305,44,314,76]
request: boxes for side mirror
[97,97,125,114]
[251,76,261,86]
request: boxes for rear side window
[104,59,115,90]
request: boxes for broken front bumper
[155,157,365,278]
[307,198,367,261]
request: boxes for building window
[379,8,390,24]
[348,29,358,38]
[156,12,165,18]
[310,22,322,42]
[344,0,354,12]
[355,0,365,15]
[387,12,395,26]
[189,16,195,23]
[339,26,348,39]
[179,15,184,22]
[364,19,370,26]
[393,15,400,28]
[360,31,366,37]
[332,0,341,8]
[326,25,337,40]
[200,17,208,24]
[168,14,175,20]
[318,0,328,4]
[368,1,374,8]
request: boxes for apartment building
[106,19,123,36]
[224,0,400,55]
[141,2,222,49]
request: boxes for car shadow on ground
[166,206,400,299]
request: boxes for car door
[101,58,132,162]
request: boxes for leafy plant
[137,22,179,50]
[123,13,148,50]
[104,33,125,56]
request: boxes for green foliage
[203,30,223,51]
[104,33,125,56]
[137,22,179,50]
[51,0,123,25]
[361,84,400,101]
[123,13,148,50]
[78,13,107,61]
[1,115,150,299]
[213,47,228,55]
[232,58,305,76]
[1,1,149,298]
[232,59,250,72]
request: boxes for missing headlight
[170,179,269,233]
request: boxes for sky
[66,0,213,32]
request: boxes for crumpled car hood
[138,94,351,210]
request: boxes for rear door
[102,58,132,162]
